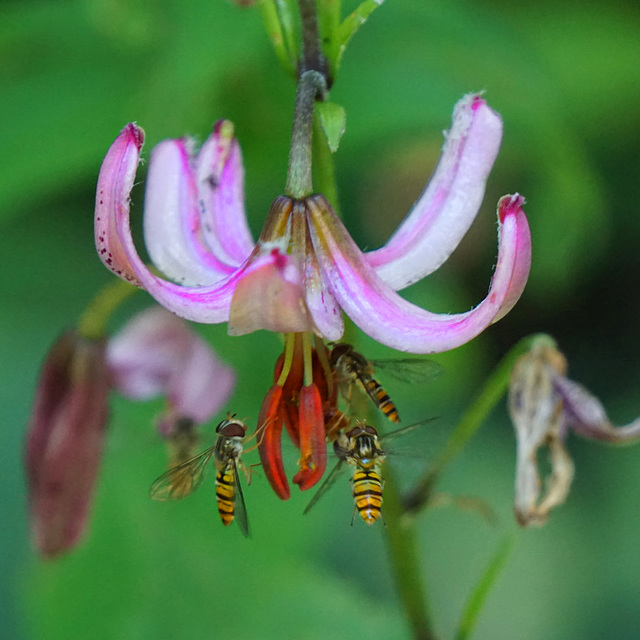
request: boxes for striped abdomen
[352,466,384,525]
[361,376,400,423]
[215,462,237,527]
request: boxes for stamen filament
[313,333,333,397]
[302,332,314,387]
[276,333,297,387]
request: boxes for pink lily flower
[94,94,531,354]
[95,93,531,498]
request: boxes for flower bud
[25,331,110,558]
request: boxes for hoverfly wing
[149,447,215,501]
[378,418,442,460]
[231,459,250,538]
[370,359,443,385]
[303,459,347,515]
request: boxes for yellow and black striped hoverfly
[329,343,442,424]
[304,419,436,525]
[150,415,250,536]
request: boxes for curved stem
[285,70,327,198]
[383,466,439,640]
[77,279,139,340]
[297,0,327,77]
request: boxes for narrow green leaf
[455,536,516,640]
[317,0,341,70]
[275,0,301,66]
[256,0,296,75]
[333,0,385,70]
[315,102,346,153]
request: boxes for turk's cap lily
[95,94,531,354]
[107,306,236,435]
[509,336,640,527]
[25,331,110,559]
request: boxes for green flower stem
[311,110,339,210]
[76,279,139,340]
[298,0,327,76]
[285,70,327,198]
[383,466,439,640]
[404,333,557,513]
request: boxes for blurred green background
[2,0,640,638]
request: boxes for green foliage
[455,537,515,640]
[315,101,347,152]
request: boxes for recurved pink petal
[290,200,344,341]
[95,123,146,286]
[196,121,255,266]
[554,376,640,444]
[366,94,503,291]
[307,193,531,354]
[303,248,344,341]
[143,138,236,286]
[227,248,313,335]
[95,124,251,324]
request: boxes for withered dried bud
[509,340,574,527]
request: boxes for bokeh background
[2,0,640,638]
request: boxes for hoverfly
[329,343,442,423]
[150,416,250,536]
[304,419,436,525]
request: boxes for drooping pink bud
[107,307,235,434]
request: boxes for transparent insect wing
[231,459,250,537]
[370,358,444,385]
[150,447,215,501]
[303,458,348,515]
[377,418,442,461]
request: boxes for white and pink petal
[143,138,235,286]
[307,193,531,354]
[196,121,255,266]
[366,94,503,291]
[95,124,249,324]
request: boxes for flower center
[257,331,342,500]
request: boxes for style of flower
[509,336,640,527]
[25,307,234,558]
[95,93,532,497]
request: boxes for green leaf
[315,102,346,153]
[332,0,385,71]
[256,0,297,75]
[455,536,516,640]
